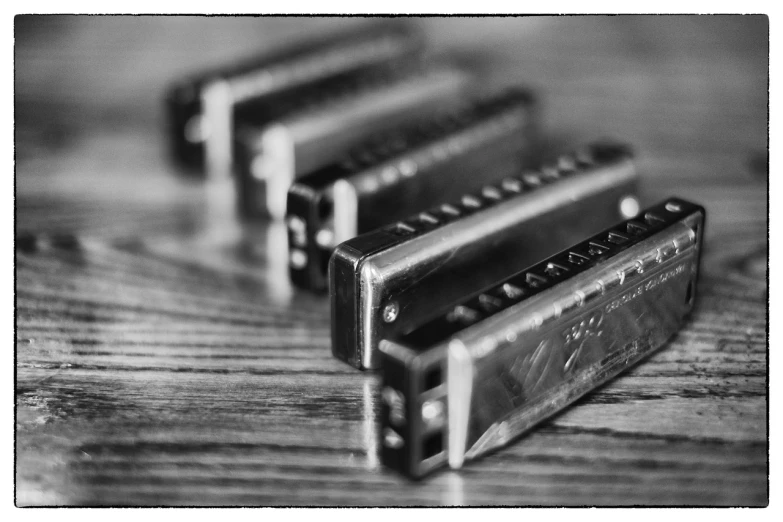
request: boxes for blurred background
[15,16,768,506]
[16,16,767,224]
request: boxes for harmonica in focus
[378,198,705,478]
[330,142,640,371]
[235,63,474,220]
[165,22,424,171]
[287,88,537,292]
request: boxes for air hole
[544,263,569,277]
[423,432,443,460]
[686,280,694,304]
[588,242,609,256]
[461,195,482,209]
[388,136,409,154]
[495,283,525,300]
[525,273,547,288]
[439,204,461,217]
[424,366,442,391]
[575,149,594,167]
[557,156,577,173]
[522,173,542,187]
[371,142,392,159]
[417,212,439,227]
[340,157,358,171]
[568,252,590,266]
[389,222,416,236]
[606,232,629,245]
[626,222,648,236]
[482,186,503,200]
[355,149,377,166]
[541,166,560,181]
[478,294,503,312]
[644,212,665,226]
[446,305,480,325]
[501,178,523,193]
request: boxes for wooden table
[15,15,768,506]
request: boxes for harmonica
[165,22,424,171]
[287,88,537,292]
[378,198,705,478]
[235,63,474,220]
[330,142,640,371]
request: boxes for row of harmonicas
[165,21,705,479]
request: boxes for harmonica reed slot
[544,262,569,278]
[481,186,503,201]
[461,195,483,209]
[588,242,610,256]
[606,231,630,245]
[417,212,440,227]
[521,173,542,187]
[390,222,416,236]
[478,293,504,312]
[501,177,523,193]
[557,155,577,174]
[525,273,547,288]
[496,283,525,300]
[626,221,648,236]
[574,149,595,167]
[541,166,560,181]
[644,212,665,226]
[568,252,590,266]
[447,305,481,325]
[438,204,461,217]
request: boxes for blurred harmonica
[378,198,705,478]
[236,63,474,220]
[165,22,424,171]
[330,142,640,371]
[287,88,537,292]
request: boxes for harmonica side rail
[330,141,640,371]
[287,87,537,291]
[378,197,705,478]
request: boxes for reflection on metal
[332,179,358,246]
[202,80,234,181]
[363,379,380,470]
[201,80,242,244]
[264,221,294,305]
[259,124,296,221]
[443,472,465,506]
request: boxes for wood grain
[15,15,767,506]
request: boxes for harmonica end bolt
[383,302,399,323]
